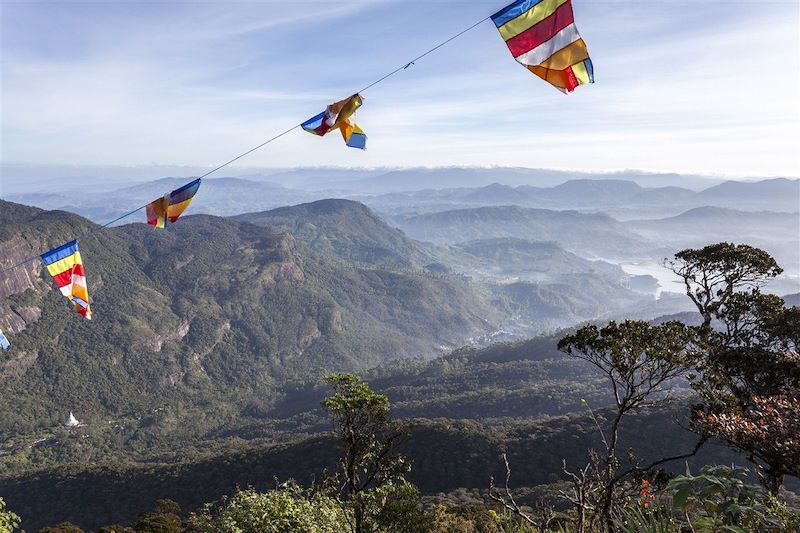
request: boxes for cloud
[1,0,798,178]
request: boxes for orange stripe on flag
[537,38,589,71]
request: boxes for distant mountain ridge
[234,199,434,268]
[5,171,797,225]
[391,205,654,259]
[627,206,800,280]
[364,177,800,216]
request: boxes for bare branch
[488,453,538,526]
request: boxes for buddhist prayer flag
[302,94,367,149]
[147,178,201,228]
[146,194,170,229]
[0,330,9,350]
[40,241,92,320]
[492,0,593,93]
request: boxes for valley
[1,169,798,530]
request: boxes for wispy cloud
[2,0,798,178]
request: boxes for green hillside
[235,198,434,268]
[1,333,746,530]
[0,200,506,466]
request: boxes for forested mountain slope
[234,198,434,267]
[1,335,747,530]
[0,200,504,446]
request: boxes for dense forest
[1,197,798,531]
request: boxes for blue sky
[2,0,799,177]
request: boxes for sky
[2,0,799,180]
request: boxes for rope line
[356,16,490,94]
[0,12,494,276]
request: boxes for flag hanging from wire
[40,240,92,319]
[146,178,201,228]
[492,0,593,93]
[302,94,367,149]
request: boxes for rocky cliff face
[0,235,46,334]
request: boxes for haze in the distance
[2,0,799,179]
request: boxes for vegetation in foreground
[3,242,798,532]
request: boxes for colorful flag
[146,194,170,229]
[147,178,201,228]
[0,330,9,350]
[302,94,367,149]
[491,0,593,93]
[40,240,92,319]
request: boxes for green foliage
[0,497,20,533]
[38,523,85,533]
[323,374,411,533]
[187,484,346,533]
[611,506,674,533]
[666,465,786,532]
[363,481,432,533]
[557,320,699,530]
[668,242,782,328]
[323,374,390,424]
[668,243,800,494]
[132,499,182,533]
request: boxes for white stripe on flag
[514,23,581,67]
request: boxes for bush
[0,498,20,533]
[667,465,790,532]
[187,484,347,533]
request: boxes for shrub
[187,483,347,533]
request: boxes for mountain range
[390,205,655,259]
[363,177,800,218]
[1,171,797,529]
[0,198,659,465]
[5,171,797,225]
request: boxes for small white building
[65,412,80,428]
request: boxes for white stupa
[65,411,80,428]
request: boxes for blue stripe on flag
[491,0,545,28]
[346,132,367,150]
[301,111,325,131]
[172,178,201,196]
[41,240,79,265]
[584,58,594,82]
[71,296,89,308]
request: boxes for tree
[556,320,700,532]
[322,373,409,533]
[132,499,182,533]
[666,242,782,331]
[696,389,800,495]
[0,498,20,533]
[669,244,799,494]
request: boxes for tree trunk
[600,487,614,533]
[762,467,784,497]
[354,504,364,533]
